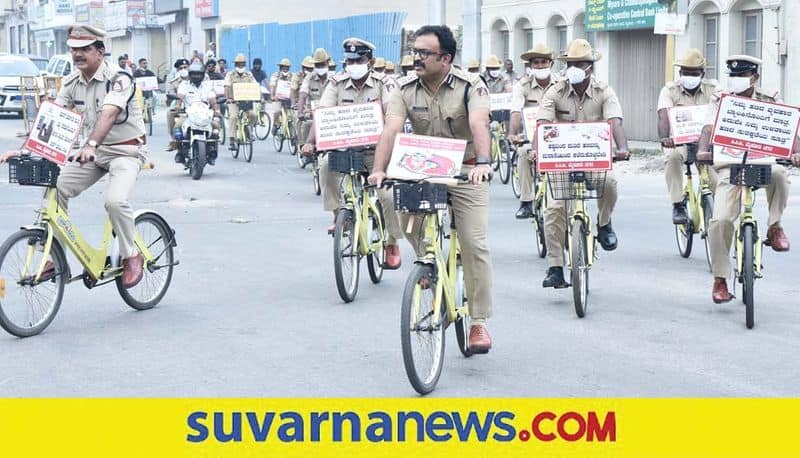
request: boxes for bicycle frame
[735,186,764,278]
[26,189,156,282]
[490,123,506,161]
[684,161,713,235]
[564,180,595,270]
[340,172,385,257]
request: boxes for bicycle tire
[333,209,360,303]
[219,117,226,145]
[366,201,386,284]
[0,229,66,337]
[255,112,271,140]
[675,198,693,258]
[742,225,755,329]
[312,159,321,196]
[273,132,284,153]
[533,215,547,258]
[453,255,472,357]
[510,151,521,199]
[498,139,511,184]
[701,194,714,272]
[571,219,589,318]
[146,105,153,137]
[244,126,254,163]
[401,263,445,395]
[117,213,175,311]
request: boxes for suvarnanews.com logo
[186,409,616,443]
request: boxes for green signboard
[586,0,668,31]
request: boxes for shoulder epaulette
[62,71,81,86]
[397,74,418,87]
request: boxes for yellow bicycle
[231,101,255,162]
[272,102,298,155]
[674,143,714,270]
[490,117,511,184]
[511,141,547,257]
[329,149,387,303]
[0,156,178,337]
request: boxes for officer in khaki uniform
[56,25,147,287]
[372,57,386,75]
[369,26,495,353]
[385,61,396,78]
[301,38,405,270]
[399,55,414,77]
[298,48,330,151]
[657,48,720,224]
[224,53,258,149]
[466,58,480,74]
[270,58,293,131]
[537,39,631,288]
[509,44,561,219]
[483,55,511,94]
[291,56,313,106]
[697,55,800,303]
[166,58,189,151]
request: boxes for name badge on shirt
[412,106,428,112]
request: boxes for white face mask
[178,69,189,78]
[730,76,752,94]
[280,70,289,77]
[532,68,551,81]
[347,64,369,80]
[681,75,702,90]
[565,65,590,85]
[314,67,328,76]
[488,69,501,79]
[235,67,245,74]
[328,70,336,77]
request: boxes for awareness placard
[135,76,159,91]
[711,94,800,158]
[232,82,262,101]
[523,107,539,141]
[536,122,613,172]
[387,133,466,180]
[668,104,708,145]
[274,79,291,100]
[489,92,514,111]
[23,101,83,165]
[314,102,384,150]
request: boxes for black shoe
[542,266,569,288]
[672,202,688,225]
[229,139,237,151]
[516,201,534,219]
[207,148,218,166]
[174,152,185,164]
[597,222,618,251]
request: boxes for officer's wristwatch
[475,157,492,166]
[86,140,99,149]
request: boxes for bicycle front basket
[328,150,365,173]
[547,171,607,200]
[8,156,61,187]
[393,182,448,214]
[729,164,771,187]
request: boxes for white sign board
[711,94,800,159]
[387,134,466,180]
[489,92,514,111]
[274,80,291,100]
[668,104,708,144]
[522,107,539,141]
[654,12,687,35]
[536,122,613,172]
[135,76,159,91]
[23,101,84,165]
[314,102,384,150]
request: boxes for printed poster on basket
[23,101,84,166]
[387,134,466,180]
[536,122,613,172]
[711,94,800,159]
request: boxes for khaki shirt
[269,71,292,86]
[657,79,719,111]
[167,75,186,98]
[291,71,309,91]
[319,72,394,108]
[299,72,330,110]
[538,78,624,123]
[224,69,256,86]
[386,67,491,162]
[484,73,511,94]
[56,61,145,144]
[511,75,561,113]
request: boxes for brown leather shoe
[166,141,177,151]
[468,325,492,354]
[384,244,401,270]
[712,277,734,304]
[327,224,336,235]
[121,254,144,288]
[766,224,790,252]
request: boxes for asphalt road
[1,111,799,397]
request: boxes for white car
[0,55,46,117]
[45,54,73,77]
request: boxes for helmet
[302,56,314,68]
[234,53,247,64]
[188,62,205,74]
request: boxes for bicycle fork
[736,188,764,279]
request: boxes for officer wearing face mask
[270,58,293,134]
[166,58,190,151]
[301,37,405,271]
[657,49,721,224]
[698,55,800,304]
[298,48,330,155]
[291,56,314,107]
[224,53,258,149]
[509,44,561,219]
[466,58,481,74]
[537,39,631,289]
[175,62,221,164]
[483,55,511,94]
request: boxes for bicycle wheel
[571,219,589,318]
[675,197,693,258]
[117,213,175,311]
[498,139,511,184]
[296,145,306,168]
[453,255,472,358]
[243,126,254,163]
[533,214,547,258]
[0,229,66,337]
[510,152,521,198]
[147,104,154,137]
[219,116,226,145]
[366,201,386,284]
[333,209,360,303]
[742,225,755,329]
[273,131,284,153]
[701,194,714,272]
[312,159,321,196]
[254,112,271,140]
[401,263,445,395]
[288,120,297,156]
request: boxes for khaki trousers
[664,146,719,203]
[517,145,535,202]
[298,118,312,147]
[544,171,618,267]
[56,145,144,259]
[167,108,178,139]
[401,175,493,323]
[228,104,257,139]
[319,153,404,244]
[708,165,790,278]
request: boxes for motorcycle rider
[175,62,221,165]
